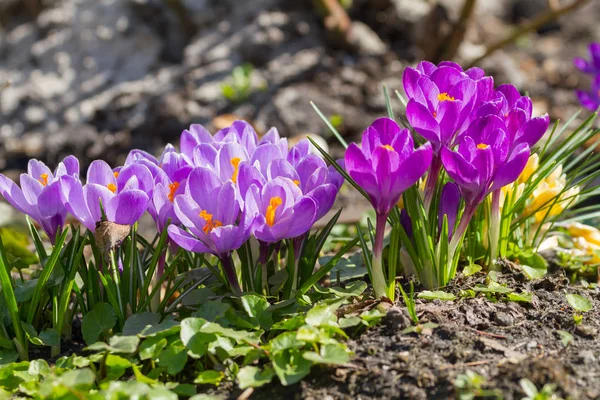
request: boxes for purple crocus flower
[470,84,550,150]
[59,160,152,232]
[403,61,492,152]
[244,177,318,243]
[0,156,79,243]
[442,115,530,206]
[344,117,432,299]
[344,118,432,216]
[574,42,600,75]
[576,74,600,111]
[167,167,256,295]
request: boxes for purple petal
[87,160,116,187]
[59,176,95,231]
[106,190,149,226]
[168,225,211,254]
[0,175,33,215]
[406,100,440,147]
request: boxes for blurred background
[0,0,598,178]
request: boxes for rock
[386,306,412,330]
[576,324,598,339]
[346,21,387,56]
[493,311,515,327]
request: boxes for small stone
[575,324,598,339]
[346,21,387,57]
[493,311,514,327]
[577,350,596,365]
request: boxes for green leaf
[302,342,350,365]
[14,279,38,303]
[194,370,224,386]
[28,359,50,377]
[108,336,140,353]
[555,330,574,347]
[38,329,59,347]
[0,227,38,265]
[339,316,362,328]
[237,366,275,389]
[519,253,548,280]
[271,315,305,331]
[324,281,368,297]
[473,282,513,294]
[506,292,533,303]
[158,341,188,375]
[360,308,385,326]
[104,355,131,381]
[462,264,482,277]
[240,294,273,330]
[139,336,167,360]
[122,312,160,336]
[519,378,539,398]
[272,349,312,386]
[58,368,95,390]
[305,302,341,327]
[21,322,43,345]
[417,291,456,301]
[131,364,157,384]
[82,302,117,345]
[566,293,593,312]
[269,331,305,352]
[194,301,231,323]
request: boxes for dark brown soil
[221,268,600,400]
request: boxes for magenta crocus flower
[345,118,432,216]
[344,117,432,299]
[244,177,318,243]
[403,62,492,152]
[576,74,600,111]
[59,160,152,232]
[167,167,256,295]
[0,156,79,243]
[574,42,600,75]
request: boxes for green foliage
[455,370,502,400]
[221,63,259,103]
[520,378,563,400]
[0,293,379,397]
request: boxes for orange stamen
[39,173,49,186]
[381,145,395,151]
[230,157,241,183]
[477,143,489,150]
[168,181,180,202]
[266,197,283,227]
[432,111,437,118]
[293,180,300,186]
[107,183,117,193]
[199,210,222,233]
[437,92,455,102]
[113,171,119,178]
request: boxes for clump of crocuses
[342,60,550,295]
[0,120,342,297]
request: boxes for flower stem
[220,255,241,296]
[489,189,501,270]
[423,155,442,213]
[447,204,478,283]
[371,213,389,299]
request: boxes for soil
[216,267,600,400]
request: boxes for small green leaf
[28,359,50,377]
[139,336,167,360]
[104,355,131,381]
[566,294,592,312]
[158,342,188,375]
[240,294,273,330]
[519,378,539,398]
[506,292,533,303]
[473,282,513,294]
[555,330,574,347]
[270,331,305,352]
[108,336,140,353]
[194,370,224,386]
[82,302,117,345]
[339,316,362,328]
[360,309,385,326]
[305,302,340,327]
[58,368,95,390]
[38,329,59,347]
[302,342,350,365]
[272,349,312,386]
[462,264,482,277]
[237,366,275,389]
[131,364,157,384]
[417,291,456,301]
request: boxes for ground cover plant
[0,42,599,399]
